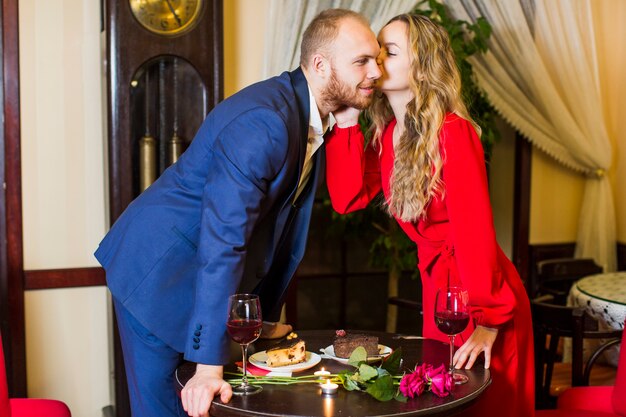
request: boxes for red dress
[325,115,534,417]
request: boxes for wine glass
[226,293,263,395]
[434,286,470,384]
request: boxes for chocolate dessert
[332,331,379,358]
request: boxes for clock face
[129,0,203,37]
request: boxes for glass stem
[448,335,455,373]
[241,344,249,387]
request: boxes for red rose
[430,371,453,398]
[399,363,453,399]
[399,372,426,398]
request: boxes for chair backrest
[1,332,12,416]
[536,258,602,304]
[531,298,621,409]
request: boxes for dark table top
[176,330,491,416]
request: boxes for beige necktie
[294,137,318,201]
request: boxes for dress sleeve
[325,124,382,213]
[442,116,517,328]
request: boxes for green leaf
[365,374,396,402]
[343,376,360,391]
[394,393,409,402]
[358,363,379,382]
[381,347,402,375]
[347,347,368,367]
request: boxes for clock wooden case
[104,1,223,416]
[105,0,223,222]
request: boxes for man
[95,8,380,417]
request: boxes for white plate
[321,344,392,364]
[249,350,321,372]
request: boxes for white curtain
[262,0,417,78]
[446,0,617,271]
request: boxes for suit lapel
[289,68,310,192]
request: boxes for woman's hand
[181,364,232,417]
[332,106,361,128]
[453,325,498,369]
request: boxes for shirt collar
[307,85,330,136]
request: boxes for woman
[325,14,534,416]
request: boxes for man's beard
[321,69,374,111]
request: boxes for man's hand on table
[181,364,232,417]
[453,325,498,369]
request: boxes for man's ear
[311,53,329,78]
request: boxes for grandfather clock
[104,1,223,415]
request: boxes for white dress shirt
[294,86,330,201]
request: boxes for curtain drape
[262,0,417,78]
[446,0,617,271]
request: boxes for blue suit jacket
[95,68,322,365]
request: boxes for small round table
[569,272,626,365]
[570,272,626,331]
[176,330,491,417]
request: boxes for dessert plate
[321,344,392,364]
[249,350,321,372]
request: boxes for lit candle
[320,379,338,395]
[314,368,331,377]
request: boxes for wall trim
[24,267,105,290]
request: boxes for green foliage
[413,0,498,155]
[337,347,406,402]
[323,1,496,278]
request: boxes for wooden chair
[552,319,626,416]
[532,297,622,409]
[386,296,422,333]
[536,258,602,304]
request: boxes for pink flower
[424,363,446,380]
[414,363,432,379]
[430,371,453,397]
[399,362,453,399]
[399,372,426,398]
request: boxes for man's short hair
[300,9,369,67]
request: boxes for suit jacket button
[193,344,200,350]
[194,330,201,336]
[193,337,200,343]
[195,324,203,330]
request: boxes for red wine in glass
[227,294,263,395]
[227,319,262,344]
[435,311,470,335]
[435,286,470,384]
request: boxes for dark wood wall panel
[24,267,105,290]
[618,242,626,271]
[1,0,27,397]
[513,134,531,285]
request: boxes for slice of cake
[265,337,306,367]
[333,331,379,359]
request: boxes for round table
[569,272,626,365]
[570,272,626,331]
[176,330,491,417]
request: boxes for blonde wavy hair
[368,14,481,222]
